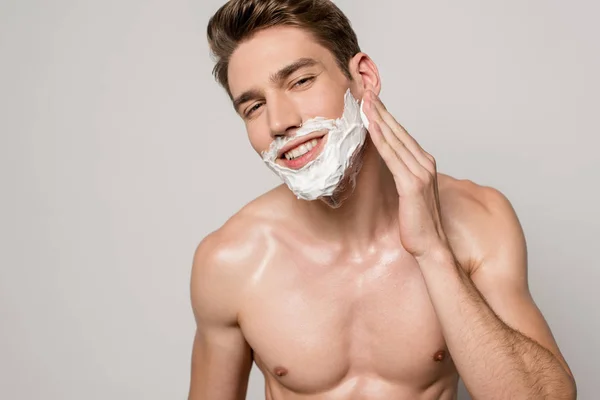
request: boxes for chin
[319,142,368,208]
[318,164,361,209]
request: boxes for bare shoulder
[437,173,513,217]
[190,186,291,322]
[437,173,525,274]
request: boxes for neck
[298,139,400,252]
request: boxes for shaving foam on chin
[261,89,370,201]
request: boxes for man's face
[228,26,357,169]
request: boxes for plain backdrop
[1,0,598,399]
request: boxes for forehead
[228,26,336,97]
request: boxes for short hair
[207,0,361,98]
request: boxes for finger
[369,92,419,151]
[365,98,426,178]
[368,120,414,185]
[369,92,435,173]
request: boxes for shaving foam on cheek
[261,89,371,201]
[359,100,370,130]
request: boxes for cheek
[298,85,346,119]
[247,127,270,155]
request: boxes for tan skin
[189,27,576,400]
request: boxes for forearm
[417,247,575,400]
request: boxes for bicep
[189,324,253,400]
[470,190,573,378]
[188,234,253,400]
[472,264,571,375]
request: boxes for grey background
[0,0,598,399]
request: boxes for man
[188,0,576,399]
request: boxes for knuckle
[424,171,435,185]
[406,176,424,193]
[426,163,436,176]
[418,172,431,187]
[424,155,437,174]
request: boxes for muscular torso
[223,175,479,399]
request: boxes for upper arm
[468,188,574,379]
[188,234,253,400]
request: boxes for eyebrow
[232,57,320,114]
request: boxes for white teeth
[284,138,319,160]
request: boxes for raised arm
[188,233,253,400]
[419,187,576,399]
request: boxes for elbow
[558,367,577,400]
[545,373,577,400]
[564,375,577,400]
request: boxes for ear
[348,52,381,99]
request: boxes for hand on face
[362,90,449,260]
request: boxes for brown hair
[207,0,361,97]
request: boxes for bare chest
[238,250,457,395]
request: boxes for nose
[266,93,303,139]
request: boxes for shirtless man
[188,1,576,399]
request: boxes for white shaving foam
[261,89,370,201]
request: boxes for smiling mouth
[277,135,327,169]
[281,138,319,160]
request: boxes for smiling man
[188,1,576,399]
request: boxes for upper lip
[277,131,327,158]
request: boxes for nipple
[274,366,288,377]
[433,350,447,362]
